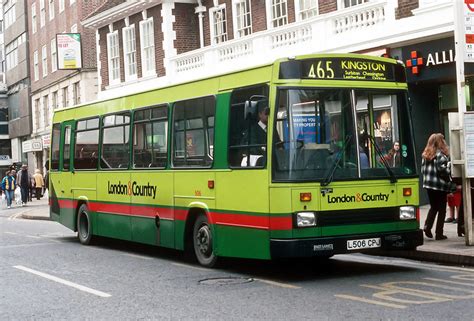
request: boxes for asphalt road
[1,210,473,320]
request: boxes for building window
[297,0,318,20]
[139,18,156,77]
[69,0,75,5]
[40,0,45,28]
[233,0,252,38]
[107,31,120,84]
[70,24,77,33]
[52,91,58,110]
[59,0,64,12]
[43,95,49,126]
[210,5,228,45]
[34,51,39,81]
[34,99,40,131]
[49,0,54,20]
[32,3,37,34]
[5,33,25,71]
[51,38,57,72]
[42,45,48,77]
[342,0,365,8]
[122,25,137,81]
[268,0,288,28]
[73,82,80,105]
[4,0,16,29]
[62,87,68,107]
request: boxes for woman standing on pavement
[421,133,452,240]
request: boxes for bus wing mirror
[244,96,269,120]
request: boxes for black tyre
[193,214,217,267]
[77,204,94,245]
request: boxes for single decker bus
[50,54,423,267]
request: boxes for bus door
[130,105,174,247]
[57,120,75,230]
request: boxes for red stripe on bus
[56,200,293,230]
[211,212,269,229]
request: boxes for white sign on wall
[465,112,474,178]
[464,0,474,62]
[56,33,82,69]
[22,139,43,153]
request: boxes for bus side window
[51,123,61,170]
[228,85,269,168]
[74,118,100,170]
[101,113,131,169]
[172,96,215,168]
[133,105,168,169]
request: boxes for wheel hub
[196,225,211,256]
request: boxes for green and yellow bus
[50,54,423,267]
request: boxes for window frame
[209,4,228,45]
[50,123,61,171]
[132,104,169,170]
[99,111,132,170]
[122,24,137,81]
[51,38,57,72]
[232,0,252,39]
[41,45,48,77]
[295,0,318,21]
[139,17,156,77]
[40,0,45,28]
[73,116,100,171]
[227,84,269,169]
[49,0,54,20]
[107,31,121,85]
[171,96,216,169]
[31,3,37,34]
[266,0,288,29]
[33,50,39,81]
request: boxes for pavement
[3,198,474,266]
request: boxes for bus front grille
[317,207,399,226]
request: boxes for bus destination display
[279,57,405,82]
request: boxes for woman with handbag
[421,133,455,240]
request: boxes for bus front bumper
[270,230,423,258]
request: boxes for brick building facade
[27,0,106,171]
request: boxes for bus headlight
[399,206,416,220]
[296,212,316,227]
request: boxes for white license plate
[347,237,381,250]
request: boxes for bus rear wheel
[77,204,94,245]
[193,214,217,267]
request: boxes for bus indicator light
[300,193,311,202]
[403,188,412,196]
[208,180,215,189]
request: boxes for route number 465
[308,61,335,79]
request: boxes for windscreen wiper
[321,134,352,186]
[366,134,397,183]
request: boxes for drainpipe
[195,0,206,48]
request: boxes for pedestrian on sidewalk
[16,164,32,206]
[1,170,16,209]
[421,133,453,241]
[33,169,44,200]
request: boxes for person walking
[33,169,44,200]
[1,170,16,209]
[421,133,452,240]
[16,164,32,206]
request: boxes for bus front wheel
[77,204,94,245]
[193,214,217,267]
